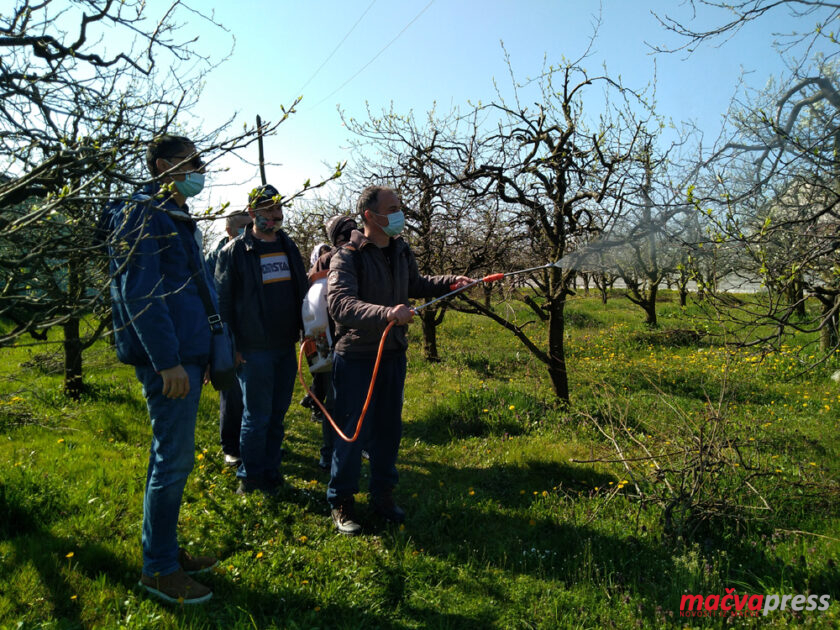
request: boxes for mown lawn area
[0,291,838,628]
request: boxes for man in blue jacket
[215,185,308,496]
[107,134,217,604]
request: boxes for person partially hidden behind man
[206,210,251,468]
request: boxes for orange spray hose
[297,272,505,443]
[297,320,396,443]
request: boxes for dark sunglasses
[164,154,204,169]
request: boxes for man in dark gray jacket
[215,184,308,495]
[326,185,471,534]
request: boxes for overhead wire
[312,0,437,109]
[295,0,378,95]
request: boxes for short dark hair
[356,185,394,224]
[146,134,194,177]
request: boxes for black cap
[248,184,281,206]
[326,215,357,246]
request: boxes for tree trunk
[820,296,839,352]
[789,276,806,318]
[547,299,569,403]
[644,283,658,326]
[64,251,84,399]
[483,283,493,309]
[420,308,440,362]
[63,316,83,400]
[678,275,688,307]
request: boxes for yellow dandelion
[509,405,515,410]
[809,462,817,466]
[256,551,264,559]
[70,595,77,600]
[65,552,74,558]
[468,489,475,496]
[57,438,65,444]
[399,524,406,532]
[299,536,308,543]
[302,580,309,585]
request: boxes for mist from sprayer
[549,207,704,276]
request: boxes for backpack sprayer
[296,260,563,443]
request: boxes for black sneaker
[331,498,362,536]
[300,394,315,410]
[371,490,406,524]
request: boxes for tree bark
[547,299,569,403]
[63,316,83,400]
[820,296,839,352]
[644,283,659,326]
[420,308,440,362]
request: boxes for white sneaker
[224,453,241,467]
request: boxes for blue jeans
[219,377,244,457]
[327,352,406,507]
[135,363,202,577]
[237,347,296,484]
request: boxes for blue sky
[139,0,828,224]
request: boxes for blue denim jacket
[106,184,215,371]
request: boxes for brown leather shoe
[139,568,212,604]
[178,548,218,575]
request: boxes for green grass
[0,291,838,628]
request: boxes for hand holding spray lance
[296,261,563,443]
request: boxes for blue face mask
[173,172,205,198]
[374,209,405,237]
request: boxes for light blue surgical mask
[374,210,405,237]
[173,172,205,198]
